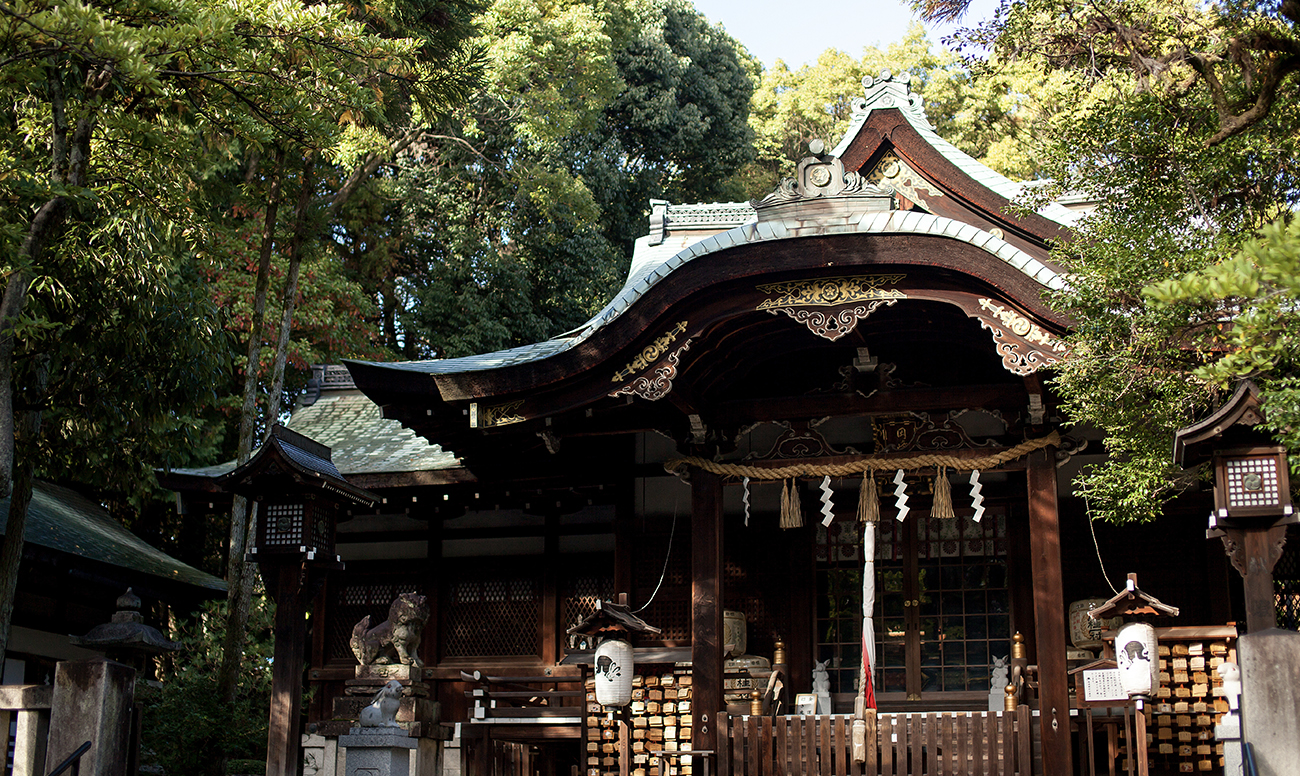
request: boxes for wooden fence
[717,708,1035,776]
[0,684,52,776]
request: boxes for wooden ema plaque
[1146,627,1236,775]
[588,668,694,776]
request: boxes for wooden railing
[717,708,1035,776]
[461,670,586,724]
[0,684,52,776]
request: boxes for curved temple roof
[349,71,1078,384]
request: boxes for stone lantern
[1173,381,1297,631]
[70,588,181,670]
[218,425,378,776]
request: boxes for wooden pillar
[425,508,443,668]
[1220,524,1288,633]
[1027,450,1072,776]
[615,483,633,606]
[266,561,308,776]
[542,511,560,664]
[691,470,723,753]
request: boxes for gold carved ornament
[756,275,906,309]
[611,320,689,384]
[758,275,907,342]
[474,399,525,428]
[609,340,692,401]
[975,298,1069,376]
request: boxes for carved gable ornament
[754,142,894,215]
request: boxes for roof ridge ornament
[753,140,893,210]
[854,69,934,130]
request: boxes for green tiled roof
[286,391,459,475]
[0,482,225,591]
[167,390,460,482]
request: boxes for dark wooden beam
[541,512,559,664]
[265,561,309,776]
[711,384,1024,426]
[425,510,442,668]
[1219,524,1289,633]
[691,470,723,753]
[1026,449,1072,776]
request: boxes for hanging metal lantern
[594,637,635,706]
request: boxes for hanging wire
[1085,493,1119,595]
[634,497,679,613]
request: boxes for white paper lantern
[1114,622,1158,697]
[594,638,634,706]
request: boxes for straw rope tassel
[790,480,804,528]
[858,473,880,523]
[780,479,804,529]
[932,465,955,519]
[780,479,791,529]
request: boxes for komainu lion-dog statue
[350,592,429,667]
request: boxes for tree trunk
[0,59,89,662]
[216,150,285,715]
[0,359,48,665]
[208,156,314,776]
[265,155,316,424]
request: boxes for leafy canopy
[926,0,1300,522]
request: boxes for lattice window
[442,572,540,658]
[328,576,422,661]
[632,529,690,644]
[638,598,690,643]
[310,504,333,553]
[1277,524,1300,632]
[563,574,614,650]
[818,507,1009,696]
[264,503,304,546]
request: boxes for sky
[690,0,1002,70]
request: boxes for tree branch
[1206,53,1300,146]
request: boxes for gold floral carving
[867,151,945,210]
[611,320,689,384]
[975,298,1068,375]
[768,300,899,341]
[978,299,1066,351]
[479,399,526,428]
[609,341,692,401]
[756,275,905,310]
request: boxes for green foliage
[138,595,276,774]
[953,0,1300,522]
[741,25,1064,197]
[369,0,757,358]
[1144,218,1300,473]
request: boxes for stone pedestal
[45,657,135,776]
[1240,629,1300,776]
[339,728,418,776]
[332,664,440,733]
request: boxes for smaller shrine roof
[1089,573,1180,619]
[217,425,379,506]
[0,483,225,592]
[567,599,664,636]
[164,366,459,483]
[1173,381,1269,467]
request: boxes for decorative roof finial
[853,69,932,130]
